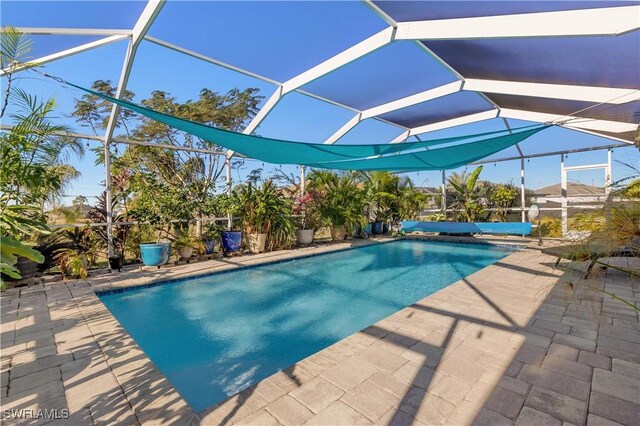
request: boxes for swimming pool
[99,240,513,412]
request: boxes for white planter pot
[178,247,193,259]
[248,233,267,253]
[296,229,314,245]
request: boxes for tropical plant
[309,171,365,233]
[233,180,295,249]
[52,227,99,279]
[293,192,322,231]
[447,166,488,222]
[73,81,263,234]
[537,216,562,238]
[398,185,431,220]
[425,213,447,222]
[489,183,519,222]
[171,231,204,252]
[0,29,84,283]
[201,222,225,241]
[87,192,131,259]
[0,200,46,282]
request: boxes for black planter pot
[383,223,389,234]
[108,256,124,272]
[7,256,39,281]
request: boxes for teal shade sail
[62,79,548,170]
[307,126,548,171]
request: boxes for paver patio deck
[1,237,638,425]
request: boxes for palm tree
[447,165,487,222]
[1,29,84,282]
[2,89,84,212]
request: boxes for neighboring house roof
[533,182,605,197]
[416,187,440,194]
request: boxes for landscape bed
[98,240,515,412]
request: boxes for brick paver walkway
[1,238,638,425]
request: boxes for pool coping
[1,235,540,425]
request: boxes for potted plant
[293,192,320,245]
[172,231,203,260]
[0,202,47,284]
[139,241,172,267]
[235,180,292,253]
[52,227,99,279]
[215,192,242,253]
[201,222,223,254]
[87,192,131,272]
[310,172,365,242]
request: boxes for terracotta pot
[330,225,346,241]
[248,233,267,253]
[296,229,314,245]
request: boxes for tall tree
[72,82,263,233]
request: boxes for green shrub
[537,217,562,238]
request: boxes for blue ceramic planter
[140,242,171,266]
[371,222,384,235]
[203,239,216,254]
[220,231,242,252]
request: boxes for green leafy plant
[233,180,295,250]
[87,191,131,259]
[537,216,562,238]
[52,227,99,279]
[425,213,447,222]
[489,183,519,222]
[172,231,204,252]
[309,171,366,233]
[447,166,488,222]
[293,192,322,231]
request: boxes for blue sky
[2,1,638,204]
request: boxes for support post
[561,154,568,237]
[520,157,526,222]
[606,148,612,196]
[225,150,232,230]
[300,165,306,198]
[104,141,113,258]
[441,170,447,216]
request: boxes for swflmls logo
[2,408,70,420]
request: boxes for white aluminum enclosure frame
[560,151,612,237]
[2,1,638,251]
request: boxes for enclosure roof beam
[103,0,165,144]
[394,6,640,40]
[0,35,128,76]
[470,142,630,164]
[242,27,395,135]
[464,79,640,104]
[324,113,362,145]
[8,27,133,36]
[391,110,500,143]
[324,81,463,144]
[499,108,637,137]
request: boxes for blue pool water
[99,240,512,412]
